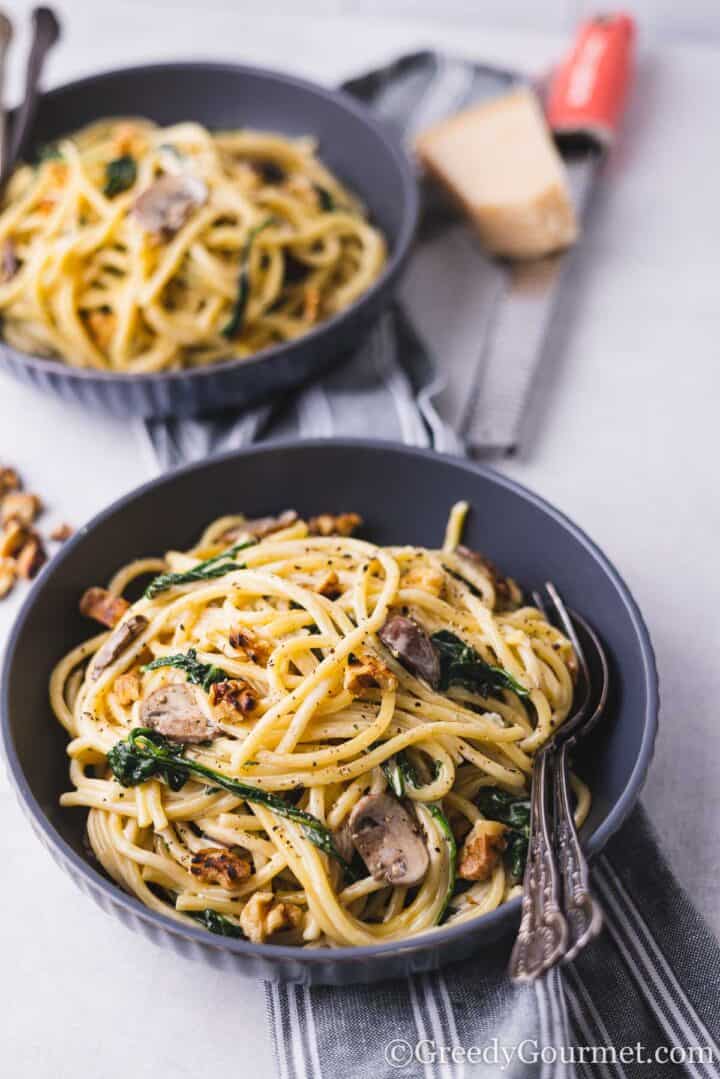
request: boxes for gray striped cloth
[265,808,720,1079]
[142,52,720,1079]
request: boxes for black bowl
[0,440,658,984]
[0,63,418,418]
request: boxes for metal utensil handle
[0,13,13,179]
[554,739,602,961]
[509,747,568,983]
[5,6,60,178]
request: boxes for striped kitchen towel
[266,806,720,1079]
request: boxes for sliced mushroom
[456,545,518,609]
[140,683,216,744]
[132,173,207,238]
[331,819,355,865]
[91,614,148,681]
[223,509,298,541]
[349,793,429,886]
[378,615,440,688]
[0,238,19,283]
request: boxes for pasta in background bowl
[0,441,658,983]
[0,62,417,416]
[0,119,387,372]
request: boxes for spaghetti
[52,504,588,946]
[0,119,386,371]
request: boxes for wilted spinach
[476,786,531,881]
[142,647,229,692]
[144,539,255,598]
[104,155,137,197]
[431,630,529,699]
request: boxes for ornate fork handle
[554,740,602,960]
[509,747,568,982]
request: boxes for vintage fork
[509,583,609,983]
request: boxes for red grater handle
[546,13,635,147]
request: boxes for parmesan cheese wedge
[416,87,578,260]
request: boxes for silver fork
[509,583,609,983]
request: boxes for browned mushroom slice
[80,586,130,628]
[140,683,216,744]
[349,793,429,886]
[456,545,518,609]
[378,615,440,688]
[91,614,148,681]
[132,174,207,238]
[223,510,298,541]
[0,238,19,283]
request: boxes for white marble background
[0,3,719,1075]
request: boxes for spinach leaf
[424,804,456,924]
[431,630,529,699]
[381,751,441,798]
[107,733,187,791]
[107,728,357,877]
[144,540,255,598]
[476,786,531,882]
[36,142,63,165]
[190,909,244,938]
[221,217,274,339]
[142,647,229,692]
[313,183,335,212]
[104,154,137,197]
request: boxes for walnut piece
[1,491,42,527]
[210,678,257,716]
[190,847,252,888]
[344,650,398,695]
[0,557,16,598]
[0,468,20,498]
[0,520,28,558]
[15,534,47,579]
[308,512,362,537]
[400,563,445,598]
[228,626,272,666]
[457,819,507,881]
[114,669,142,706]
[315,569,341,598]
[80,586,130,628]
[51,522,73,542]
[240,892,303,943]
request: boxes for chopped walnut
[0,468,20,498]
[51,522,73,542]
[80,586,130,628]
[0,557,16,598]
[210,678,257,716]
[400,563,445,598]
[223,510,298,542]
[240,892,303,943]
[228,626,272,666]
[344,650,398,695]
[315,569,341,599]
[457,819,507,881]
[190,847,252,888]
[303,285,321,324]
[308,512,362,537]
[15,533,47,579]
[1,491,42,527]
[0,519,29,558]
[114,669,142,706]
[86,309,117,350]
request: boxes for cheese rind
[416,87,578,260]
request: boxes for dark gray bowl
[0,440,658,984]
[0,63,418,418]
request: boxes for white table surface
[1,4,719,1075]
